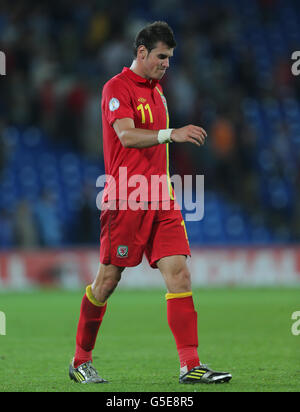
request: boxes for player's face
[142,42,174,80]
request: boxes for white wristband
[157,129,174,144]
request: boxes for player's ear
[137,45,148,60]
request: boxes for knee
[176,266,191,285]
[92,277,119,303]
[92,266,124,303]
[166,266,191,292]
[102,276,120,293]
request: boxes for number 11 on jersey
[137,103,153,124]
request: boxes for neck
[130,60,151,80]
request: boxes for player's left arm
[113,118,207,149]
[113,118,162,148]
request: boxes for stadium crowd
[0,0,300,248]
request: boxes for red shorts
[99,200,191,268]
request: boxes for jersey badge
[109,97,120,111]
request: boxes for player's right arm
[113,118,207,148]
[102,78,206,149]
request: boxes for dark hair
[133,21,176,57]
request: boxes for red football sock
[166,292,200,371]
[74,286,107,368]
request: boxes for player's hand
[170,125,207,146]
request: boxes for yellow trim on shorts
[86,285,106,307]
[165,291,193,300]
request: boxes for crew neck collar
[122,67,159,89]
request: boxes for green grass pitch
[0,287,299,392]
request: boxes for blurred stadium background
[0,0,300,289]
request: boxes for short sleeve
[102,78,134,126]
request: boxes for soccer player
[69,21,232,384]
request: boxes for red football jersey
[101,67,174,204]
